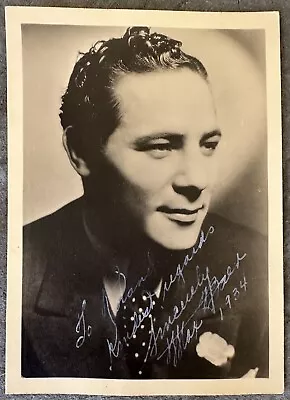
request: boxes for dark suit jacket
[22,198,268,379]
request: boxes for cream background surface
[22,25,268,234]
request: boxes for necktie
[116,275,161,378]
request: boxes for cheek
[206,158,220,188]
[112,151,177,195]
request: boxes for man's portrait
[20,22,270,381]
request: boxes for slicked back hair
[59,27,208,165]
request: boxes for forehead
[113,68,217,137]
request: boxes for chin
[156,232,201,250]
[145,218,205,251]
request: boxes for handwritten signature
[105,227,215,362]
[142,251,247,366]
[145,313,204,367]
[76,225,248,371]
[105,224,248,368]
[118,267,153,309]
[75,299,92,348]
[162,225,215,300]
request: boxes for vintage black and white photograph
[5,7,283,396]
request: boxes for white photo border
[5,6,283,396]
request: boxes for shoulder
[24,197,84,242]
[202,213,267,275]
[204,213,268,306]
[195,212,268,310]
[23,197,87,262]
[22,198,85,308]
[23,198,84,271]
[204,212,267,248]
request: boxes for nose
[172,151,210,203]
[172,184,202,203]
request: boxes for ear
[62,126,90,177]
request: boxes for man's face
[102,68,221,250]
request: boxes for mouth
[157,205,204,226]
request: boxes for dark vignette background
[0,0,288,399]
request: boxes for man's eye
[201,140,219,155]
[133,135,183,158]
[134,140,175,159]
[147,143,172,159]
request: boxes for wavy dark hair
[59,27,208,164]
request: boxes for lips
[157,205,203,225]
